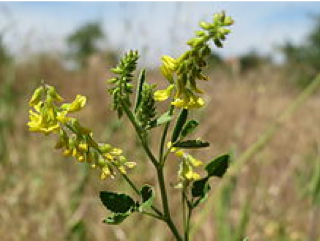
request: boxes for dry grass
[0,56,319,241]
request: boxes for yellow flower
[27,107,60,135]
[56,111,70,123]
[161,55,177,83]
[179,160,201,182]
[171,90,205,109]
[29,86,44,106]
[154,84,175,102]
[61,95,87,112]
[101,165,113,179]
[162,55,177,70]
[172,147,203,183]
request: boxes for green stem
[159,105,175,166]
[120,100,182,240]
[157,167,183,241]
[182,190,187,241]
[186,205,193,241]
[121,100,159,167]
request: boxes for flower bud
[29,86,44,106]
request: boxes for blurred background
[0,1,320,241]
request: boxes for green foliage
[173,140,209,149]
[191,154,230,207]
[238,50,270,74]
[0,77,17,162]
[281,15,320,87]
[205,153,230,178]
[100,185,155,224]
[172,109,188,143]
[181,120,199,138]
[134,69,146,113]
[67,22,104,68]
[148,111,173,129]
[0,35,11,67]
[139,185,155,211]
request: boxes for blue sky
[1,1,320,65]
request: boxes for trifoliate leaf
[205,153,230,178]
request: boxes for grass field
[0,54,319,241]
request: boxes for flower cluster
[28,84,135,180]
[168,142,203,187]
[154,11,234,109]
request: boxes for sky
[1,1,320,66]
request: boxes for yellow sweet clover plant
[27,11,238,241]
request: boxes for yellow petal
[68,95,87,112]
[154,85,175,102]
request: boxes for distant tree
[281,15,320,87]
[67,22,104,69]
[0,34,11,68]
[238,50,271,74]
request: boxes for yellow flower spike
[67,95,87,112]
[154,84,175,102]
[29,86,44,106]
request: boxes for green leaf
[103,212,130,225]
[171,109,188,143]
[100,191,136,213]
[205,153,230,178]
[139,185,155,211]
[191,177,211,207]
[181,120,199,138]
[192,177,210,197]
[134,69,146,113]
[148,111,172,129]
[173,140,209,149]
